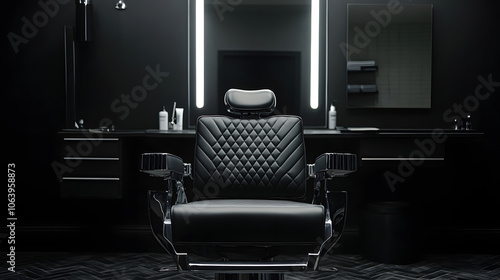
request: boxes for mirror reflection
[189,0,326,126]
[346,4,433,108]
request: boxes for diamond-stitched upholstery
[193,115,307,200]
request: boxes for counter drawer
[62,137,120,157]
[59,136,123,199]
[62,158,120,177]
[61,178,122,199]
[359,138,445,166]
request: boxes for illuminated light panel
[196,0,204,108]
[310,0,319,109]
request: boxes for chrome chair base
[215,273,284,280]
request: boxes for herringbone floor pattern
[1,253,499,280]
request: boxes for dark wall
[75,0,188,130]
[6,0,498,131]
[2,0,188,251]
[2,0,500,253]
[3,0,74,230]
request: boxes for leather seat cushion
[171,199,325,245]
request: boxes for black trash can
[360,201,419,264]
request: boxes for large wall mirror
[188,0,327,127]
[346,4,433,108]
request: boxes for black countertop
[59,128,484,138]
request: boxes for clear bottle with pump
[159,106,168,130]
[328,103,337,129]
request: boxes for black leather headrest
[224,89,276,116]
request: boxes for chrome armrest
[309,152,356,204]
[140,153,185,180]
[142,153,191,269]
[313,152,357,178]
[141,153,188,204]
[306,153,355,270]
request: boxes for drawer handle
[361,157,444,161]
[63,177,120,181]
[63,157,119,160]
[64,137,119,141]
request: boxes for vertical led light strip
[310,0,319,109]
[196,0,204,108]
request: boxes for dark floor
[1,252,500,280]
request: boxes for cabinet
[359,137,445,166]
[59,136,123,199]
[52,129,490,253]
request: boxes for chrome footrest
[187,261,308,273]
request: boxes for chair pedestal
[215,273,284,280]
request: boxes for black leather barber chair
[141,89,357,280]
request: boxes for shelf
[347,84,378,93]
[347,60,377,72]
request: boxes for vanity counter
[55,126,491,253]
[59,128,485,138]
[304,128,484,138]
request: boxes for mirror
[346,4,433,108]
[188,0,327,127]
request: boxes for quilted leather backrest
[193,115,307,200]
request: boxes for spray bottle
[328,103,337,129]
[159,106,168,130]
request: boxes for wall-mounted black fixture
[76,0,93,41]
[64,25,76,128]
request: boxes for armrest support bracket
[141,153,188,204]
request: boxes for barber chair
[141,89,357,279]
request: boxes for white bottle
[328,103,337,129]
[174,108,184,130]
[159,106,168,130]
